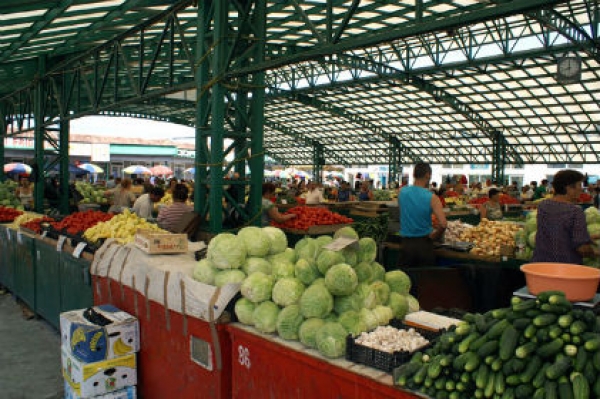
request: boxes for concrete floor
[0,291,63,399]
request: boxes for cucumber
[532,387,546,399]
[491,357,503,372]
[546,356,573,380]
[593,377,600,398]
[570,320,587,336]
[584,337,600,352]
[534,313,558,327]
[475,363,489,389]
[558,376,574,399]
[455,322,472,336]
[434,377,446,390]
[537,327,550,342]
[583,362,595,387]
[548,294,572,308]
[477,340,499,358]
[495,369,506,395]
[505,374,521,386]
[570,371,589,399]
[533,363,550,388]
[458,332,479,353]
[573,346,588,372]
[464,351,480,372]
[413,364,428,384]
[537,290,565,303]
[524,324,537,340]
[470,335,490,352]
[541,303,570,314]
[445,379,456,391]
[484,371,496,398]
[491,307,510,319]
[549,325,564,339]
[564,344,578,357]
[427,356,442,379]
[558,314,574,328]
[499,325,519,360]
[515,384,534,399]
[520,355,542,384]
[423,376,433,388]
[453,352,470,370]
[487,319,510,339]
[545,381,559,399]
[593,350,600,371]
[474,313,488,332]
[511,318,531,330]
[515,342,537,359]
[538,338,564,358]
[512,299,536,312]
[501,387,515,399]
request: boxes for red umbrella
[150,165,173,176]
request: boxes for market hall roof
[0,0,599,166]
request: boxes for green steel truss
[0,0,599,220]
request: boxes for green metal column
[33,57,46,213]
[206,0,228,232]
[194,1,210,218]
[59,122,70,214]
[0,107,5,183]
[491,130,507,185]
[247,0,267,226]
[388,137,402,186]
[313,144,323,184]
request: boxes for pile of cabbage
[515,207,600,267]
[192,225,419,359]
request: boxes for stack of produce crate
[60,305,139,399]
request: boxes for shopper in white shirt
[132,187,165,220]
[305,181,325,205]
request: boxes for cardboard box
[64,380,136,399]
[60,305,139,363]
[62,346,137,398]
[134,229,188,254]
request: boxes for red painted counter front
[228,323,423,399]
[92,275,232,399]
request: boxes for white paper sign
[17,231,22,245]
[6,229,11,241]
[73,242,87,258]
[41,230,48,238]
[322,236,359,252]
[57,235,67,252]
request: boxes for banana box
[64,380,136,399]
[62,346,137,398]
[60,304,139,363]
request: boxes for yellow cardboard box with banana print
[62,346,137,398]
[60,305,139,363]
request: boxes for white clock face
[558,57,581,78]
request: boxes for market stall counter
[0,225,16,292]
[91,241,237,399]
[12,229,36,310]
[228,323,423,399]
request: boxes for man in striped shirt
[157,184,193,232]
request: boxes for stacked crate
[60,304,139,399]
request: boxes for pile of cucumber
[396,291,600,399]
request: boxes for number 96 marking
[238,345,251,369]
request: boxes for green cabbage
[316,249,346,275]
[192,259,217,285]
[406,294,420,313]
[372,305,394,326]
[325,263,358,296]
[298,318,326,349]
[588,223,600,237]
[296,238,319,262]
[370,261,386,282]
[234,298,256,325]
[238,226,271,257]
[358,237,377,263]
[214,269,246,287]
[333,226,359,240]
[354,261,373,283]
[295,258,320,285]
[312,277,326,286]
[359,308,379,331]
[315,322,348,358]
[315,235,333,246]
[528,231,536,248]
[585,207,600,225]
[338,310,367,336]
[370,281,391,305]
[263,226,288,255]
[299,283,334,318]
[385,270,412,295]
[208,233,247,269]
[252,301,280,333]
[342,247,358,267]
[387,292,409,319]
[333,293,362,314]
[276,304,304,340]
[242,257,272,276]
[525,217,537,234]
[268,248,297,265]
[241,272,275,303]
[356,283,377,309]
[272,277,306,307]
[272,260,296,279]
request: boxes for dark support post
[0,107,5,183]
[33,58,46,213]
[313,144,323,184]
[388,137,402,186]
[492,130,507,185]
[59,122,70,215]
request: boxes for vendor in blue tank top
[398,162,447,268]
